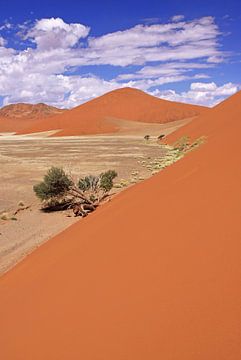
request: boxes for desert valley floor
[0,119,185,274]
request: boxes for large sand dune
[0,91,240,359]
[17,87,206,136]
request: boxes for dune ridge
[0,91,240,359]
[17,87,207,136]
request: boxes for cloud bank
[0,16,238,108]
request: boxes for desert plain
[0,117,189,274]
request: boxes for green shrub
[33,167,73,201]
[78,175,99,193]
[100,170,117,192]
[34,167,118,213]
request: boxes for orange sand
[0,91,240,359]
[18,87,206,136]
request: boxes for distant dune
[0,103,65,132]
[0,91,240,359]
[17,87,207,136]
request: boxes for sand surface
[0,92,240,359]
[0,122,176,274]
[18,87,206,136]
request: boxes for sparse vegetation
[33,166,117,217]
[144,135,150,141]
[173,136,190,152]
[1,213,8,221]
[78,170,117,202]
[33,167,73,201]
[157,134,165,141]
[141,136,206,173]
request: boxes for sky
[0,0,240,108]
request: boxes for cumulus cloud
[1,74,120,108]
[0,16,234,107]
[151,82,239,107]
[26,17,90,50]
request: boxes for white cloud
[0,16,233,108]
[0,36,6,46]
[207,56,224,63]
[1,73,122,108]
[0,22,12,31]
[117,62,213,80]
[26,18,90,50]
[86,17,221,66]
[151,82,239,107]
[171,15,185,22]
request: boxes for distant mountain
[18,87,207,136]
[0,103,64,120]
[0,103,65,133]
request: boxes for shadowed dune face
[0,103,65,132]
[17,87,207,136]
[0,91,240,359]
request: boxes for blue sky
[0,0,240,108]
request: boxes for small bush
[33,167,73,201]
[1,213,8,220]
[100,170,117,192]
[144,135,150,141]
[78,175,99,193]
[157,134,165,140]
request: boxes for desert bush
[78,170,117,202]
[158,134,165,140]
[100,170,117,192]
[144,135,150,141]
[78,175,100,193]
[1,213,8,221]
[33,167,117,216]
[33,167,73,201]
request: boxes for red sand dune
[0,91,241,359]
[18,87,207,136]
[0,103,65,133]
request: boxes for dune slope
[18,87,207,136]
[0,92,240,359]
